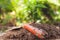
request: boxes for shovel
[7,23,48,39]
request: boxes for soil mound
[0,23,60,40]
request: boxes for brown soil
[0,23,60,40]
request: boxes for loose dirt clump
[0,23,60,40]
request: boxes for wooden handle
[23,24,45,38]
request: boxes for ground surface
[0,23,60,40]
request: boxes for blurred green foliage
[0,0,60,25]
